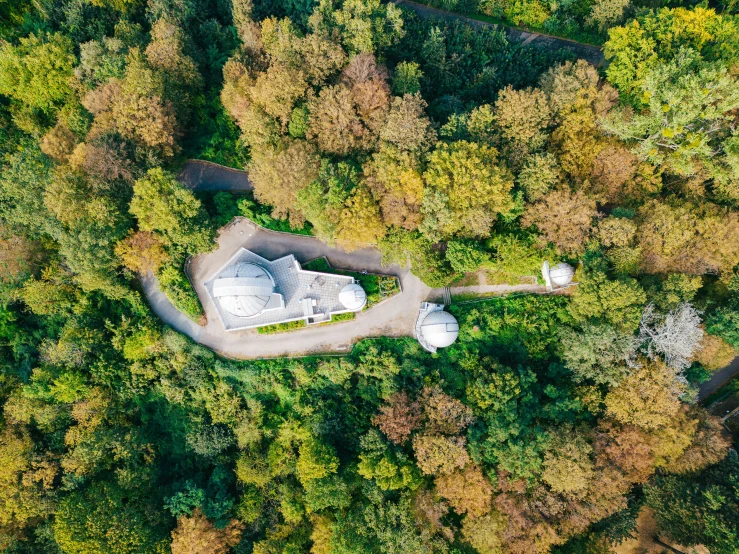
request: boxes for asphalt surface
[157,158,739,389]
[699,355,739,400]
[177,160,253,191]
[142,218,434,359]
[396,0,607,68]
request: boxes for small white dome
[339,283,367,311]
[549,262,575,287]
[421,311,459,349]
[213,263,274,318]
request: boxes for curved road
[177,160,253,191]
[151,164,737,395]
[142,217,434,359]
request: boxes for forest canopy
[0,0,738,553]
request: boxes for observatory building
[415,302,459,353]
[205,248,366,331]
[541,261,576,292]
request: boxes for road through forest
[153,158,736,398]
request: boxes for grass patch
[451,272,481,287]
[325,312,356,324]
[302,257,332,272]
[257,320,307,334]
[302,257,401,308]
[157,261,204,322]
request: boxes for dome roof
[339,283,367,311]
[420,311,459,349]
[212,263,274,318]
[549,262,575,287]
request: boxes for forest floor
[395,0,607,67]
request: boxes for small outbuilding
[339,283,367,311]
[541,261,577,292]
[415,302,459,353]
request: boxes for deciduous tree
[604,360,683,430]
[412,434,470,476]
[171,508,243,554]
[521,188,598,255]
[249,140,321,226]
[421,141,514,240]
[435,464,492,518]
[372,391,423,445]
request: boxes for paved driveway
[177,160,253,191]
[153,161,739,393]
[142,218,436,359]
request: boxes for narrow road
[141,217,543,360]
[177,160,252,191]
[142,218,431,359]
[699,356,739,400]
[396,0,606,68]
[166,162,739,391]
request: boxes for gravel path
[396,0,606,68]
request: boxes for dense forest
[1,0,739,553]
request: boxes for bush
[157,262,203,321]
[257,320,307,334]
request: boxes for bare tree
[639,303,704,372]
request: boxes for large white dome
[212,262,274,318]
[339,283,367,311]
[549,262,575,287]
[420,311,459,349]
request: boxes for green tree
[559,322,637,386]
[296,438,339,485]
[569,270,646,332]
[445,240,491,274]
[53,481,168,554]
[357,430,421,491]
[421,141,514,240]
[601,48,739,177]
[645,451,739,554]
[0,33,75,114]
[130,168,213,255]
[604,7,739,99]
[392,61,422,95]
[309,0,404,55]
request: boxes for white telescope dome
[339,283,367,311]
[549,262,575,287]
[212,262,275,318]
[420,311,459,349]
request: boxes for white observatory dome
[212,262,275,318]
[549,262,575,287]
[420,310,459,349]
[339,283,367,311]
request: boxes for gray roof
[421,310,459,348]
[204,249,363,331]
[339,283,367,310]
